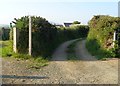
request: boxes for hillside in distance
[0,24,9,29]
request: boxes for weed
[12,53,32,60]
[27,56,48,69]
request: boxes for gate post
[113,31,116,47]
[13,27,19,53]
[29,16,32,56]
[13,27,17,53]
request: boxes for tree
[73,21,81,24]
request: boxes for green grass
[0,40,13,57]
[12,53,31,60]
[66,38,82,60]
[1,40,48,69]
[28,57,48,69]
[85,39,114,60]
[67,53,78,60]
[12,53,48,69]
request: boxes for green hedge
[11,16,89,58]
[12,16,57,58]
[57,25,89,39]
[0,27,10,40]
[86,15,120,59]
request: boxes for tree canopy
[12,16,55,31]
[73,21,81,24]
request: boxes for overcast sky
[0,0,119,25]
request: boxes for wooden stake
[29,16,32,56]
[113,31,116,47]
[13,27,17,53]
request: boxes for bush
[0,27,10,40]
[86,15,120,59]
[11,16,89,59]
[56,25,89,43]
[70,25,89,38]
[12,16,58,58]
[86,39,114,59]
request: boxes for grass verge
[85,39,116,60]
[1,40,48,69]
[66,38,82,60]
[11,53,48,69]
[0,40,13,57]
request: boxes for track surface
[2,40,118,84]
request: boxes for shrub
[86,15,120,59]
[56,25,89,42]
[0,27,10,41]
[11,16,89,59]
[12,16,57,57]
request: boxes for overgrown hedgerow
[86,15,120,59]
[11,16,89,59]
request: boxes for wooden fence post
[13,27,19,53]
[29,16,32,56]
[113,31,116,47]
[13,27,17,53]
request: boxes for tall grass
[0,40,13,57]
[86,39,113,59]
[66,39,82,60]
[1,40,48,69]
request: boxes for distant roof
[55,24,63,26]
[55,24,63,28]
[63,23,72,27]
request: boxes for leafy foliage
[73,21,81,24]
[11,16,89,59]
[86,15,120,59]
[0,27,10,40]
[12,16,57,57]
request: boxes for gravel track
[1,39,118,84]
